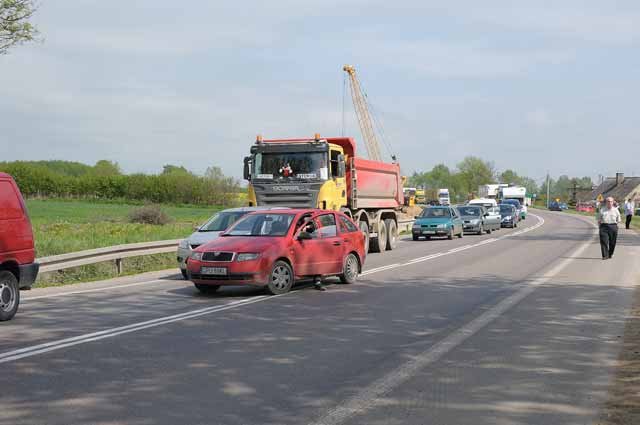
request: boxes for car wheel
[478,224,484,235]
[412,234,419,241]
[458,228,463,238]
[370,219,387,253]
[384,219,397,251]
[339,253,359,284]
[180,269,188,279]
[486,227,492,234]
[266,260,294,295]
[194,283,220,294]
[447,228,454,240]
[359,221,370,253]
[0,271,19,321]
[514,221,518,228]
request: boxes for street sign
[597,194,604,202]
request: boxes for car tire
[181,269,188,280]
[359,221,370,253]
[339,253,359,284]
[447,228,453,240]
[478,224,484,235]
[194,283,220,294]
[458,229,463,238]
[486,227,492,234]
[412,234,419,241]
[266,260,294,295]
[0,271,19,322]
[384,219,397,251]
[370,220,387,253]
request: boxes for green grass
[25,199,225,287]
[27,200,219,257]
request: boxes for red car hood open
[196,236,282,253]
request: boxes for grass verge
[26,199,221,287]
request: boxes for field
[26,200,221,286]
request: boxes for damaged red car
[187,209,366,295]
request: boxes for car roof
[244,208,331,215]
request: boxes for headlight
[179,240,189,249]
[437,224,447,228]
[237,253,261,262]
[190,252,203,261]
[471,219,480,224]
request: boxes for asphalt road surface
[2,210,639,425]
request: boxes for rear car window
[0,181,23,220]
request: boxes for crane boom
[343,65,383,162]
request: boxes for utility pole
[546,172,550,208]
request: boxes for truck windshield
[253,152,328,180]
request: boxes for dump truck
[244,134,404,253]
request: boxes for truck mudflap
[18,262,39,289]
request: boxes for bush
[128,205,171,225]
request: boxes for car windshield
[253,152,328,180]
[224,213,295,237]
[458,207,481,216]
[199,211,246,232]
[504,199,521,208]
[500,205,514,214]
[421,208,451,218]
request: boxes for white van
[468,198,497,208]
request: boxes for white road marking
[309,215,592,425]
[0,215,547,364]
[0,296,271,364]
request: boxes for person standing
[597,197,622,259]
[624,198,635,229]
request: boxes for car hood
[415,217,452,225]
[187,231,223,246]
[196,236,282,253]
[459,215,481,221]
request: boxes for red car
[0,173,39,321]
[187,209,366,295]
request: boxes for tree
[499,169,521,185]
[457,156,496,196]
[92,160,122,176]
[0,0,38,55]
[162,164,191,176]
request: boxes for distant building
[590,173,640,202]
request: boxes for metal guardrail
[38,239,182,274]
[36,219,417,274]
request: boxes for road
[1,210,639,425]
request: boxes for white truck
[438,188,450,205]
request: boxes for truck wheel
[339,253,359,284]
[194,283,220,294]
[370,220,387,253]
[384,219,397,251]
[0,271,19,321]
[266,260,294,295]
[359,221,370,253]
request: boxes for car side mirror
[297,231,312,240]
[337,155,346,178]
[414,216,420,219]
[484,213,489,217]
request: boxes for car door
[450,207,461,234]
[487,207,500,229]
[292,213,342,276]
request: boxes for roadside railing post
[115,258,123,275]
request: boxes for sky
[2,0,640,187]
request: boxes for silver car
[457,205,500,235]
[177,206,276,278]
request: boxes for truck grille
[202,252,234,262]
[253,183,322,208]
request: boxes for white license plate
[201,266,227,276]
[422,230,435,234]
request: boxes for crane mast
[343,65,383,162]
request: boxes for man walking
[624,198,635,229]
[597,197,621,259]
